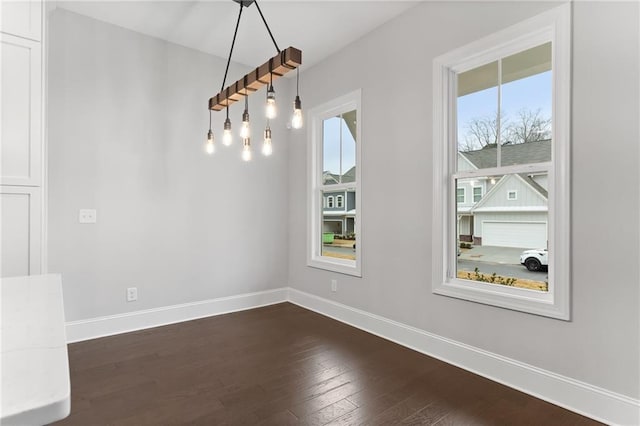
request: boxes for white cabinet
[0,0,42,41]
[1,33,42,186]
[1,0,44,278]
[1,187,41,277]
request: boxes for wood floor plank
[53,303,601,426]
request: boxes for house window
[456,188,465,203]
[308,90,361,276]
[473,186,483,203]
[432,5,570,319]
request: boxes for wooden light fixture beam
[208,46,302,111]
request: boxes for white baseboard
[65,288,287,343]
[287,288,640,426]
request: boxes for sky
[457,70,552,150]
[323,114,356,177]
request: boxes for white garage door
[483,222,547,248]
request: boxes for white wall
[48,9,291,321]
[288,1,639,400]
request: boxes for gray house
[322,166,356,236]
[457,140,550,248]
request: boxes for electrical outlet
[79,209,97,224]
[331,279,337,292]
[126,287,138,302]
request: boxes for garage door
[482,222,547,248]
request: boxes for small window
[308,90,361,276]
[456,188,465,203]
[473,186,483,203]
[507,190,517,200]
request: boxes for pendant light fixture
[262,123,273,156]
[206,0,303,161]
[222,88,233,146]
[265,70,276,119]
[291,68,303,129]
[205,110,215,154]
[240,85,250,139]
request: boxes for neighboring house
[457,140,550,248]
[322,166,356,236]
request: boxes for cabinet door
[1,186,41,277]
[1,33,42,186]
[0,0,42,41]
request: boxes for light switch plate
[79,209,97,224]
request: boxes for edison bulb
[205,130,214,155]
[223,118,232,146]
[291,95,303,129]
[266,86,276,119]
[292,108,303,129]
[240,120,250,139]
[262,127,273,156]
[242,139,252,162]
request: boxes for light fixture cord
[254,1,281,53]
[296,67,300,95]
[209,109,212,130]
[220,2,244,92]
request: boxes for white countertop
[1,274,71,425]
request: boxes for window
[432,5,570,319]
[473,186,483,203]
[308,90,361,276]
[456,188,465,203]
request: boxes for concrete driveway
[458,246,526,266]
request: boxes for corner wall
[48,9,291,321]
[288,0,639,401]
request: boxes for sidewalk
[458,246,525,265]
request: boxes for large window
[432,5,570,319]
[308,90,361,276]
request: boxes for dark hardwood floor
[54,303,600,425]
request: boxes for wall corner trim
[65,288,288,343]
[287,288,640,426]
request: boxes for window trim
[456,187,466,204]
[327,195,334,208]
[432,4,571,320]
[507,190,518,201]
[308,90,362,277]
[336,194,344,209]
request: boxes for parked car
[520,249,548,271]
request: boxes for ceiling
[56,1,418,70]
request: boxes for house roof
[323,166,356,185]
[460,139,551,169]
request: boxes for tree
[458,108,550,152]
[505,108,551,144]
[459,111,507,152]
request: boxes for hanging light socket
[262,126,272,156]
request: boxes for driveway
[458,246,526,266]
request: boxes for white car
[520,249,548,271]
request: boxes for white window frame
[473,186,483,203]
[432,4,571,320]
[507,190,518,201]
[327,196,334,208]
[308,90,362,277]
[456,187,466,204]
[336,195,344,209]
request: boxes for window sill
[307,257,361,277]
[433,278,569,320]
